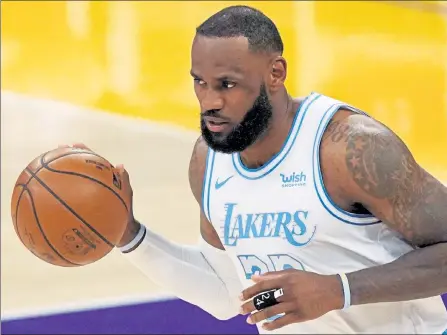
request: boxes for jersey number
[237,254,305,279]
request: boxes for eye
[193,78,206,85]
[222,81,236,89]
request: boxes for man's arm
[321,111,447,305]
[119,136,242,319]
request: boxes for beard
[200,84,273,154]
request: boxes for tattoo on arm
[323,120,354,144]
[324,113,447,305]
[344,121,447,246]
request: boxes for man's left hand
[239,269,344,331]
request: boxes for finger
[251,271,280,282]
[112,165,126,184]
[262,312,303,331]
[57,143,93,151]
[113,164,125,174]
[112,165,132,202]
[252,268,298,281]
[240,290,286,315]
[240,278,283,301]
[71,143,92,151]
[114,165,130,185]
[240,298,255,315]
[240,296,258,315]
[247,302,294,325]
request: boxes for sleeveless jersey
[202,92,447,334]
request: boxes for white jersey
[202,92,447,334]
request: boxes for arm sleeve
[120,224,243,320]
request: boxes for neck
[239,92,299,169]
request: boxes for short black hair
[196,5,284,54]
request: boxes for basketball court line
[1,91,201,319]
[1,292,175,321]
[2,91,445,322]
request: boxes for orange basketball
[10,147,129,267]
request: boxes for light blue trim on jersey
[201,147,216,223]
[201,147,211,221]
[312,103,381,226]
[232,92,322,180]
[206,151,216,223]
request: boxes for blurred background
[1,1,447,334]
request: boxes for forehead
[191,35,264,78]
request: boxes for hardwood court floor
[1,92,200,319]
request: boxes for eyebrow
[190,70,244,81]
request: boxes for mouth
[203,116,230,133]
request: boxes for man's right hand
[58,143,140,248]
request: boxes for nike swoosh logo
[215,175,234,190]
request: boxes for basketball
[10,147,130,267]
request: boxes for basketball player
[71,5,447,334]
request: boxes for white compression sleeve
[120,224,243,320]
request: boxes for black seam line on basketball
[13,166,36,242]
[14,149,114,240]
[40,150,128,216]
[13,184,28,247]
[25,167,114,248]
[41,149,114,170]
[14,171,40,246]
[24,187,81,266]
[43,167,128,212]
[39,150,127,210]
[16,149,115,246]
[25,150,99,186]
[18,151,80,210]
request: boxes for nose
[200,88,224,112]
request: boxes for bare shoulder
[320,108,447,246]
[320,109,407,208]
[320,109,410,201]
[188,136,225,250]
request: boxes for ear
[269,56,287,92]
